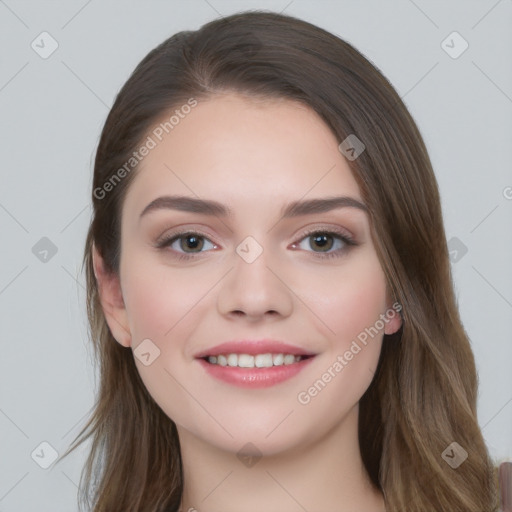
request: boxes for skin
[93,92,401,512]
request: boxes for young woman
[62,10,499,512]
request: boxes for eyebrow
[139,194,368,221]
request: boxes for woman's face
[97,92,401,455]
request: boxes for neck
[176,406,385,512]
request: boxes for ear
[92,242,132,347]
[384,298,403,335]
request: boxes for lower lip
[196,357,315,388]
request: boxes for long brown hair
[60,10,498,511]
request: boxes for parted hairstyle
[60,10,498,512]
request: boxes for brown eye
[157,232,217,257]
[296,231,346,253]
[308,233,335,252]
[291,229,356,260]
[179,234,205,253]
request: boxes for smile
[205,353,310,368]
[197,353,315,388]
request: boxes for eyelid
[155,224,357,260]
[155,226,217,246]
[292,224,355,244]
[155,224,354,246]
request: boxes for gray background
[0,1,511,510]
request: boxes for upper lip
[194,340,317,358]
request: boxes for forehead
[122,93,362,222]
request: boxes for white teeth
[255,353,273,368]
[273,353,284,366]
[238,354,254,367]
[206,353,305,368]
[284,354,296,365]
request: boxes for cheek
[122,277,170,342]
[297,251,388,345]
[119,254,218,419]
[293,252,388,406]
[120,253,211,341]
[119,257,203,426]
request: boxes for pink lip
[196,356,315,388]
[193,340,316,358]
[194,339,317,388]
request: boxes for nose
[216,244,294,322]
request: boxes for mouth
[194,340,317,388]
[201,353,314,368]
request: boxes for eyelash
[155,227,356,262]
